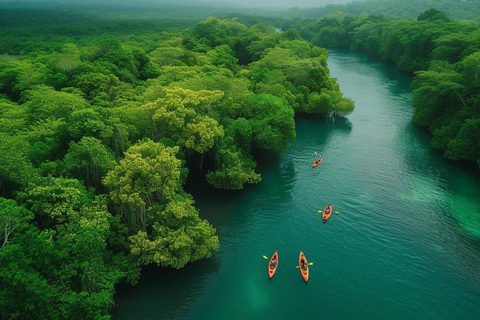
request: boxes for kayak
[268,250,278,279]
[323,204,333,221]
[298,251,309,281]
[312,157,323,168]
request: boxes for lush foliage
[283,9,480,170]
[283,0,480,22]
[0,10,351,319]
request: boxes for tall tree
[104,140,182,232]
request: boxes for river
[113,49,480,320]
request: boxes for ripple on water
[114,49,480,320]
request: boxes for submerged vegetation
[0,9,352,319]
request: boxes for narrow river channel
[114,49,480,320]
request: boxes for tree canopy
[0,12,351,319]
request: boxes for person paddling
[312,153,323,167]
[270,259,277,268]
[301,260,307,271]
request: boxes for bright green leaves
[22,85,88,123]
[306,89,354,115]
[152,88,224,154]
[242,94,295,151]
[189,17,248,51]
[412,69,466,128]
[73,71,120,101]
[107,141,219,268]
[129,195,219,268]
[1,184,133,320]
[206,146,261,190]
[0,132,33,196]
[459,51,480,95]
[104,140,182,232]
[250,43,348,116]
[150,47,187,66]
[0,194,136,319]
[0,225,58,320]
[0,197,34,250]
[0,15,361,318]
[184,116,224,153]
[0,99,26,134]
[432,32,480,64]
[64,137,116,191]
[411,49,480,167]
[280,40,312,58]
[67,108,114,142]
[20,176,91,225]
[102,137,219,268]
[206,44,239,72]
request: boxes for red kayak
[322,204,333,221]
[298,251,309,281]
[312,157,323,168]
[268,250,278,279]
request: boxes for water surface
[114,49,480,320]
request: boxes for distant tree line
[283,8,480,170]
[283,0,480,22]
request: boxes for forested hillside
[284,0,480,21]
[284,9,480,170]
[0,11,353,319]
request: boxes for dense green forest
[2,2,480,318]
[284,8,480,170]
[284,0,480,22]
[0,9,353,319]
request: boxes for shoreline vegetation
[284,8,480,171]
[1,1,479,318]
[0,7,353,319]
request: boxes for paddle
[318,210,340,214]
[263,255,269,260]
[296,262,314,268]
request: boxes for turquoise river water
[114,49,480,319]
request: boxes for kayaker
[301,260,307,271]
[270,260,277,268]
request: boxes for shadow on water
[113,255,221,319]
[183,150,296,229]
[295,114,353,136]
[294,115,353,158]
[115,49,480,320]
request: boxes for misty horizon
[0,0,361,9]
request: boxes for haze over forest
[0,0,358,9]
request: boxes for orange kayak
[312,157,323,168]
[323,204,333,221]
[268,250,278,279]
[298,251,309,281]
